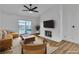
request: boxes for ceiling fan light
[29,11,33,13]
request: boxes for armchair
[21,43,47,54]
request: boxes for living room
[0,4,79,54]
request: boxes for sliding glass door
[18,20,31,35]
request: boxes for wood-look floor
[1,35,79,54]
[37,35,79,54]
[51,40,79,54]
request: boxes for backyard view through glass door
[18,20,31,35]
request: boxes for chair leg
[21,48,23,54]
[45,44,47,54]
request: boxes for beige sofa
[0,34,13,51]
[10,32,19,38]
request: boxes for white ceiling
[0,4,53,17]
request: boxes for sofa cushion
[0,30,9,39]
[2,30,8,39]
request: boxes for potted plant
[35,25,40,33]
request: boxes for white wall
[0,12,2,28]
[0,12,18,32]
[63,5,79,43]
[40,4,79,43]
[0,11,40,34]
[1,4,79,43]
[40,5,63,42]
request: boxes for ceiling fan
[23,4,39,13]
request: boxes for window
[18,20,31,35]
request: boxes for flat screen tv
[43,20,55,28]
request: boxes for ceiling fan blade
[33,10,39,12]
[32,7,37,10]
[24,5,29,10]
[23,4,39,13]
[22,10,29,11]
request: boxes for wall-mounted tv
[43,20,55,28]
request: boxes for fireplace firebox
[45,30,52,37]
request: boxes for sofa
[10,32,19,38]
[0,33,13,52]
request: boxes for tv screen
[43,20,55,28]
